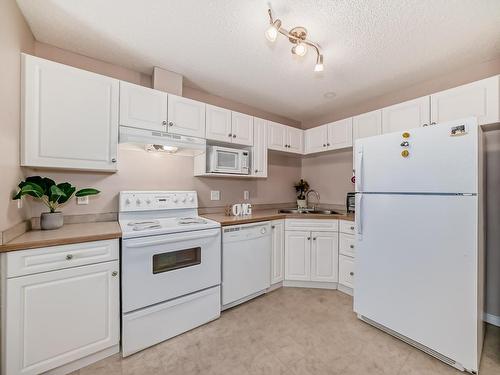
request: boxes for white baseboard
[484,312,500,327]
[283,280,338,289]
[42,344,119,375]
[267,282,283,292]
[337,284,353,296]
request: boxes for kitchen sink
[278,209,342,215]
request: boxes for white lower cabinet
[338,220,356,294]
[1,240,120,375]
[310,231,339,282]
[284,219,339,284]
[338,255,355,289]
[270,220,284,284]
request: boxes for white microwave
[207,146,250,175]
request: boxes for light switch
[210,191,220,201]
[244,191,249,200]
[77,196,89,205]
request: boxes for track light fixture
[265,8,324,72]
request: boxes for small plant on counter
[13,176,100,230]
[294,179,310,208]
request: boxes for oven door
[212,148,242,174]
[121,228,221,313]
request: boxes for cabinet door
[205,104,232,142]
[327,118,353,150]
[21,54,119,171]
[232,112,254,146]
[252,118,268,177]
[430,76,499,126]
[352,109,382,142]
[267,121,287,151]
[270,220,285,284]
[382,96,430,134]
[119,81,168,131]
[287,126,304,154]
[305,125,328,154]
[310,231,339,282]
[339,255,355,289]
[5,261,120,375]
[167,94,206,137]
[284,231,311,281]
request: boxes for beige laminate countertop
[202,209,354,227]
[0,222,122,253]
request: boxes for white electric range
[119,191,221,357]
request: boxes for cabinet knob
[169,121,174,126]
[430,122,436,125]
[327,143,330,146]
[307,237,311,240]
[162,120,167,125]
[255,169,259,173]
[323,144,326,147]
[112,271,118,277]
[111,158,117,163]
[423,123,429,127]
[349,272,354,276]
[312,237,317,240]
[350,226,354,230]
[271,225,275,229]
[233,134,236,138]
[66,254,73,260]
[228,133,232,137]
[350,244,354,249]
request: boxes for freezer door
[355,117,478,194]
[354,194,479,372]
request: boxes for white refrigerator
[353,117,484,373]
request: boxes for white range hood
[119,126,206,156]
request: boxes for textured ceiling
[16,0,500,123]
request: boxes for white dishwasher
[222,221,271,309]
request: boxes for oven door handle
[125,230,220,248]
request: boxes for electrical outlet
[244,191,249,200]
[76,196,89,205]
[210,191,220,201]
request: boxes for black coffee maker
[346,192,355,213]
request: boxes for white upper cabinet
[167,94,206,138]
[305,125,328,154]
[205,104,232,142]
[21,54,119,172]
[353,109,383,142]
[268,121,287,152]
[430,75,499,126]
[287,126,304,154]
[327,118,353,150]
[252,118,268,177]
[382,96,430,134]
[231,112,254,146]
[119,81,168,132]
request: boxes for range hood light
[145,144,179,153]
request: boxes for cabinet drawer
[340,220,356,234]
[339,233,355,257]
[285,219,338,232]
[339,255,355,289]
[6,239,119,278]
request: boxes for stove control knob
[188,196,194,202]
[125,198,131,205]
[180,196,186,203]
[146,199,151,205]
[136,199,141,205]
[172,197,178,203]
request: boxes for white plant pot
[40,212,64,230]
[297,199,307,209]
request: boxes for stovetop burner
[177,217,208,225]
[128,220,162,231]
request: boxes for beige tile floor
[75,288,499,375]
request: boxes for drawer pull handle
[112,271,118,277]
[350,226,355,230]
[349,272,354,276]
[350,245,354,249]
[66,254,73,260]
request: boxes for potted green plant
[294,179,310,209]
[13,176,100,230]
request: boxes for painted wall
[0,0,34,234]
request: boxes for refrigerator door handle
[355,148,364,192]
[355,194,363,236]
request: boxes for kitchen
[1,1,499,374]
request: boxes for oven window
[152,247,201,274]
[217,151,238,169]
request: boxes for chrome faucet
[306,190,320,210]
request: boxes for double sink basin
[278,208,342,215]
